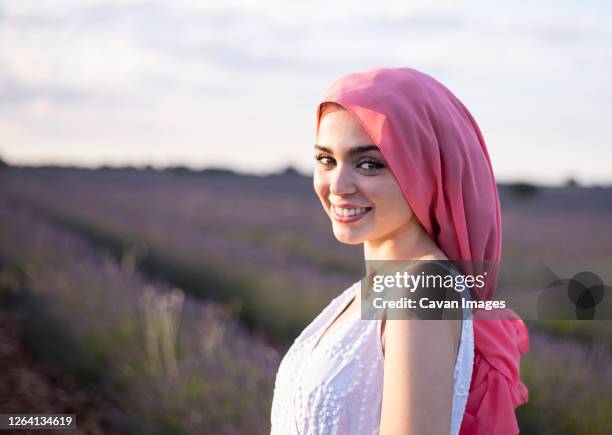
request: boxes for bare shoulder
[381,317,461,357]
[379,318,460,434]
[381,252,460,356]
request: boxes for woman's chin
[332,229,366,245]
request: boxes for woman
[270,67,529,434]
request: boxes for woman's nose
[329,164,357,195]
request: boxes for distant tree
[280,165,298,175]
[275,165,307,177]
[0,156,7,168]
[509,182,539,199]
[199,167,237,177]
[166,165,194,175]
[564,177,579,188]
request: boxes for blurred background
[1,1,611,434]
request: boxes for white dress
[270,266,474,435]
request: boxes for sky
[1,0,611,186]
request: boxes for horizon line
[1,159,609,190]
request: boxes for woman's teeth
[333,206,370,217]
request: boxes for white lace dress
[270,269,474,435]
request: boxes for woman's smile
[331,204,373,223]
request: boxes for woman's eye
[315,155,334,166]
[358,160,384,171]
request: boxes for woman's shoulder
[381,311,462,357]
[380,258,465,354]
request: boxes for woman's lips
[331,205,372,223]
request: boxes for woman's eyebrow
[314,144,379,156]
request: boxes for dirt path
[0,308,122,434]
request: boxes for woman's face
[314,105,416,245]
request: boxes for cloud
[356,12,463,33]
[0,76,102,104]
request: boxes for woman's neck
[363,219,447,262]
[362,219,448,297]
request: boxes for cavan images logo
[537,270,612,320]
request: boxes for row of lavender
[0,168,360,343]
[518,332,612,433]
[0,198,280,434]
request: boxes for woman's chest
[272,317,384,433]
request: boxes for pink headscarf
[316,67,529,434]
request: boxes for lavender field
[0,186,280,434]
[1,166,611,434]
